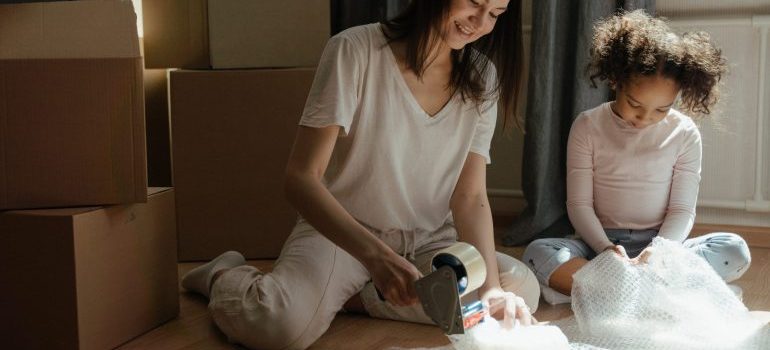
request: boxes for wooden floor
[119,229,770,350]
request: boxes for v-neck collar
[380,27,457,122]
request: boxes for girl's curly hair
[588,10,727,115]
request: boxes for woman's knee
[497,255,541,313]
[209,272,330,350]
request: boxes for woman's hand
[481,287,535,329]
[364,250,422,307]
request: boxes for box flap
[0,0,140,59]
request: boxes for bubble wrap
[553,237,770,350]
[396,238,769,350]
[448,319,570,350]
[388,320,570,350]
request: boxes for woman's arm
[284,125,421,306]
[451,152,533,325]
[450,152,499,292]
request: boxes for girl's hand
[604,244,629,259]
[630,247,654,265]
[481,288,536,329]
[365,250,422,307]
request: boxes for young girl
[181,1,541,349]
[523,10,751,304]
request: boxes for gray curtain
[502,0,655,246]
[331,0,409,35]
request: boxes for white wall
[660,1,770,227]
[657,0,770,17]
[662,10,770,227]
[131,0,143,37]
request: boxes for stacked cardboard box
[170,69,315,260]
[143,0,330,69]
[143,0,329,260]
[0,187,179,350]
[0,0,147,210]
[0,1,179,348]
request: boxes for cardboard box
[0,188,179,350]
[144,68,173,187]
[170,69,314,260]
[0,0,147,210]
[142,0,330,69]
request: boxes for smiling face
[443,0,509,50]
[612,74,681,129]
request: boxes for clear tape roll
[431,242,487,298]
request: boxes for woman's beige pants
[208,220,540,350]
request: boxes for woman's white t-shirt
[299,23,498,233]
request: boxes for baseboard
[489,195,525,228]
[493,212,770,249]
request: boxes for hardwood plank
[689,224,770,249]
[735,247,770,311]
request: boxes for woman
[182,1,540,349]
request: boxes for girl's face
[613,74,681,129]
[444,0,509,50]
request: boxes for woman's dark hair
[588,9,727,115]
[381,0,523,130]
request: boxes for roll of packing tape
[431,242,487,297]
